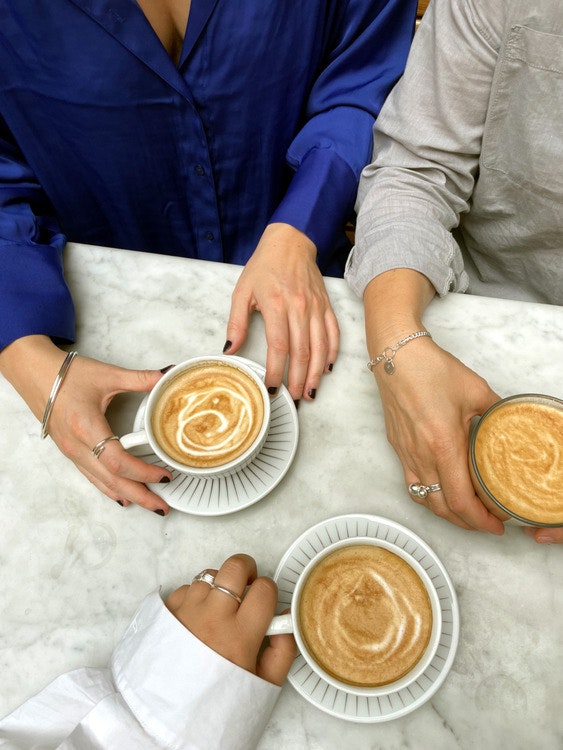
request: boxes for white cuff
[111,592,281,750]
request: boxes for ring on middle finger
[192,570,243,604]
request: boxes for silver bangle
[40,351,78,439]
[367,331,431,375]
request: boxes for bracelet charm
[367,331,431,375]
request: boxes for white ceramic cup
[266,537,442,697]
[120,355,271,478]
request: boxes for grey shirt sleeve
[345,0,503,298]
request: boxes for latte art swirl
[152,362,265,469]
[298,546,432,687]
[176,386,256,459]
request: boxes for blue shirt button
[205,231,214,241]
[194,165,205,176]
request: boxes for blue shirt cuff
[269,148,357,273]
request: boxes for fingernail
[535,535,554,544]
[222,340,232,353]
[160,364,175,374]
[267,386,279,396]
[116,500,124,507]
[153,509,166,516]
[328,363,334,372]
[307,388,317,400]
[159,476,171,484]
[293,399,300,410]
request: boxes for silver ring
[91,435,120,459]
[192,570,243,604]
[192,571,216,587]
[409,482,442,499]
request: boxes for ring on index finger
[91,435,120,459]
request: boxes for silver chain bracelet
[367,331,431,375]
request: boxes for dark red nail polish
[159,476,171,484]
[160,364,175,374]
[328,363,334,372]
[267,386,279,395]
[154,509,166,516]
[222,340,232,353]
[116,500,124,507]
[308,388,317,399]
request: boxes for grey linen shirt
[345,0,563,305]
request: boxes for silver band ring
[409,482,442,499]
[192,570,243,604]
[92,435,120,459]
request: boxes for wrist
[363,269,434,353]
[0,335,69,419]
[263,222,317,261]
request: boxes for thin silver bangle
[367,331,431,375]
[40,351,78,439]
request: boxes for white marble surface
[0,242,562,749]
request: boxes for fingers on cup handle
[119,429,149,451]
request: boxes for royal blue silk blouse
[0,0,417,349]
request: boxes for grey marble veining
[0,242,562,749]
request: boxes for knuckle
[222,553,253,578]
[252,576,278,600]
[100,451,125,475]
[290,343,310,365]
[268,337,289,358]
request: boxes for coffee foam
[151,362,264,468]
[474,401,563,524]
[298,545,432,687]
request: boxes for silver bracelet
[40,351,78,439]
[367,331,431,375]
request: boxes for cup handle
[120,429,150,451]
[265,613,293,636]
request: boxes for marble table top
[0,242,561,749]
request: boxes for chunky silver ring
[192,570,243,604]
[408,482,442,499]
[91,435,120,459]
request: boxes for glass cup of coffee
[120,356,271,478]
[266,538,441,695]
[469,393,563,527]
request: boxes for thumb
[256,632,297,686]
[115,365,174,395]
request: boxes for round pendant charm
[384,359,395,375]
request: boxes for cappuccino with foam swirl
[151,360,265,470]
[471,395,563,525]
[298,545,433,687]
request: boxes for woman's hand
[363,269,505,535]
[224,223,339,402]
[372,335,504,534]
[166,553,296,685]
[0,335,173,514]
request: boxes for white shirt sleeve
[0,592,281,750]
